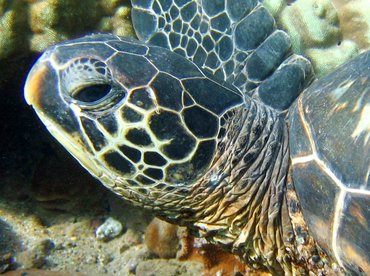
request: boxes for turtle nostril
[73,84,112,103]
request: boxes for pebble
[95,217,123,241]
[16,239,55,269]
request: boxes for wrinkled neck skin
[167,97,333,275]
[183,98,292,274]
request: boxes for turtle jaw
[34,108,103,180]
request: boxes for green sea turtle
[24,0,369,275]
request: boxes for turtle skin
[23,0,370,275]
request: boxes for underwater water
[0,0,369,275]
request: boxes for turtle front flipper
[131,0,314,110]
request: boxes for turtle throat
[182,100,295,274]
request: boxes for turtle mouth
[35,109,102,179]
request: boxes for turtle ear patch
[161,134,195,160]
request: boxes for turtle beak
[24,55,53,110]
[24,51,104,181]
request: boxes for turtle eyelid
[63,57,111,77]
[61,58,112,98]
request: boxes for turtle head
[25,34,243,216]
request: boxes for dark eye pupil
[73,84,111,103]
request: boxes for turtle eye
[62,58,116,105]
[72,84,112,103]
[61,58,127,110]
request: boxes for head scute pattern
[31,35,245,209]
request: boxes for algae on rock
[0,0,134,60]
[0,0,28,59]
[270,0,362,77]
[335,0,370,50]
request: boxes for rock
[144,218,249,275]
[306,39,358,76]
[3,269,86,276]
[0,0,135,60]
[178,236,249,275]
[135,259,204,276]
[95,217,124,241]
[0,219,20,273]
[0,253,15,274]
[0,219,20,256]
[15,239,55,269]
[28,0,101,53]
[276,0,362,76]
[263,0,287,17]
[144,217,180,259]
[334,0,370,49]
[99,6,134,36]
[279,0,341,53]
[0,0,28,59]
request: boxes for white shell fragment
[96,217,123,240]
